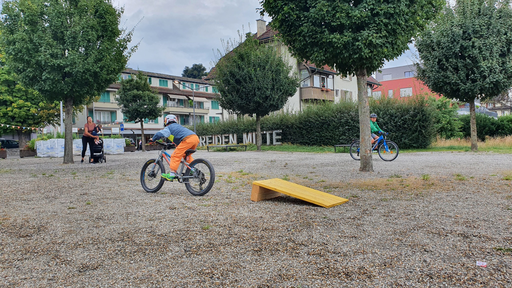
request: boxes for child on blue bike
[370,113,386,145]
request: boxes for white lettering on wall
[200,130,283,147]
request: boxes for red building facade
[372,65,441,100]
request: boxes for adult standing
[82,116,99,163]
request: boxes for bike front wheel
[378,140,399,161]
[349,140,361,161]
[185,159,215,196]
[140,159,166,193]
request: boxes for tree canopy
[182,64,208,79]
[416,0,512,150]
[213,34,299,150]
[116,72,164,151]
[260,0,443,171]
[0,59,60,147]
[1,0,134,163]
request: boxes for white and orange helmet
[164,114,178,126]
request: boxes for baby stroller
[89,138,106,163]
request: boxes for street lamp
[174,80,197,132]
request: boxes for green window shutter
[162,96,167,107]
[199,102,204,109]
[211,101,219,110]
[72,116,76,125]
[128,75,132,79]
[154,117,159,124]
[205,86,208,92]
[195,84,199,91]
[118,75,122,82]
[200,116,204,123]
[159,79,168,87]
[148,78,152,85]
[144,118,149,123]
[111,111,116,123]
[178,99,184,106]
[88,110,94,118]
[212,87,218,93]
[182,82,186,89]
[180,115,185,124]
[99,92,110,103]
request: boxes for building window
[388,90,394,98]
[312,75,319,87]
[182,82,186,90]
[372,91,382,99]
[148,78,152,85]
[383,74,392,81]
[99,92,110,103]
[205,86,209,92]
[300,70,309,87]
[211,101,220,110]
[209,116,220,123]
[195,84,199,91]
[404,71,414,78]
[95,111,114,124]
[400,87,413,97]
[212,87,219,93]
[122,74,131,80]
[159,79,168,87]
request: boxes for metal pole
[60,101,63,133]
[193,88,196,133]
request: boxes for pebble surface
[1,150,511,287]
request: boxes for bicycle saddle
[185,149,196,156]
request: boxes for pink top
[84,123,96,137]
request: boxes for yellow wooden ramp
[251,178,349,208]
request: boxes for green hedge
[459,114,512,140]
[196,97,437,149]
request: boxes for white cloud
[114,0,262,76]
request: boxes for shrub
[459,113,512,140]
[197,98,437,149]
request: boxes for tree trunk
[140,121,146,152]
[356,68,373,172]
[469,101,478,152]
[256,115,262,151]
[63,98,74,164]
[16,130,31,151]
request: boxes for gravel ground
[1,150,511,287]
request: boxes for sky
[114,0,416,77]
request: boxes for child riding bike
[370,113,386,145]
[148,114,200,181]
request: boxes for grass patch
[0,169,12,174]
[422,174,431,181]
[454,174,466,181]
[85,201,91,205]
[247,143,336,153]
[282,175,290,181]
[502,175,512,181]
[389,174,402,179]
[493,247,512,253]
[202,225,211,230]
[67,207,76,210]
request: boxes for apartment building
[373,64,439,100]
[74,69,223,138]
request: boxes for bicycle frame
[152,149,195,183]
[373,135,391,152]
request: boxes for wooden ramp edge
[251,178,349,208]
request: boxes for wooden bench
[207,144,247,152]
[251,178,349,208]
[334,144,351,153]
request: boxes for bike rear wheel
[140,159,166,193]
[378,140,399,161]
[185,159,215,196]
[349,141,361,161]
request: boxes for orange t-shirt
[84,123,96,137]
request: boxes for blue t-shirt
[152,123,195,145]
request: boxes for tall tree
[416,0,512,151]
[0,60,60,148]
[261,0,443,171]
[182,64,208,79]
[1,0,134,163]
[116,72,165,152]
[213,34,299,151]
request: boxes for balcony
[164,102,209,115]
[300,87,334,101]
[91,99,119,109]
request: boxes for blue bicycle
[349,132,399,161]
